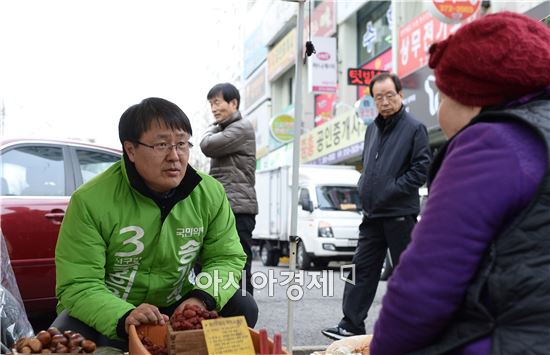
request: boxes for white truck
[253,165,363,270]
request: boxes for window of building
[357,1,392,66]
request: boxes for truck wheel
[260,242,280,267]
[296,242,311,270]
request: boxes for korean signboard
[358,49,393,98]
[314,93,336,127]
[304,0,336,38]
[244,64,267,112]
[308,36,337,93]
[430,0,481,24]
[267,28,296,81]
[401,65,440,131]
[300,109,366,164]
[397,10,478,78]
[347,68,387,86]
[246,100,271,159]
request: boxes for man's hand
[125,303,169,333]
[174,297,207,315]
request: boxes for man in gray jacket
[200,83,258,296]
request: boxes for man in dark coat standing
[322,72,432,339]
[200,83,258,296]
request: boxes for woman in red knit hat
[364,11,550,355]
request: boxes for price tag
[202,316,255,355]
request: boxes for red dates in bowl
[170,304,218,331]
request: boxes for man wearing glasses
[200,83,258,297]
[53,97,258,350]
[323,73,432,340]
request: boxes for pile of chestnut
[13,327,96,354]
[170,304,219,331]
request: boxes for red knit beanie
[428,11,550,107]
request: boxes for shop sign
[300,109,366,163]
[355,95,377,126]
[401,65,440,130]
[397,10,478,78]
[304,0,336,38]
[308,36,337,93]
[244,64,267,111]
[308,141,364,165]
[362,21,377,53]
[314,93,336,127]
[267,29,296,81]
[430,0,481,24]
[246,100,271,159]
[357,49,393,99]
[270,114,295,143]
[347,68,387,86]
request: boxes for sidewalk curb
[291,345,327,354]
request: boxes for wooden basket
[129,324,290,355]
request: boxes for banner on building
[300,109,366,163]
[308,36,337,93]
[397,10,478,78]
[401,65,440,130]
[314,93,336,127]
[305,0,337,38]
[246,100,271,159]
[267,29,296,81]
[244,64,268,111]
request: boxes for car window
[316,186,361,211]
[1,146,65,196]
[76,149,119,184]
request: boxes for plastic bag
[313,334,372,355]
[1,231,34,353]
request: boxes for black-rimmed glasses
[137,141,193,154]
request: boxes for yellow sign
[300,109,366,163]
[202,316,255,355]
[267,28,296,81]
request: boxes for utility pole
[284,0,305,352]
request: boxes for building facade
[241,0,549,171]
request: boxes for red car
[1,138,121,317]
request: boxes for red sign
[347,68,387,86]
[358,49,393,98]
[397,10,479,78]
[304,0,336,39]
[431,0,481,23]
[314,94,336,127]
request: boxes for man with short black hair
[53,97,258,350]
[201,83,258,296]
[322,73,432,340]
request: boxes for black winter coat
[358,106,431,218]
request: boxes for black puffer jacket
[358,106,431,218]
[200,111,258,215]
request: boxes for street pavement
[251,259,387,351]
